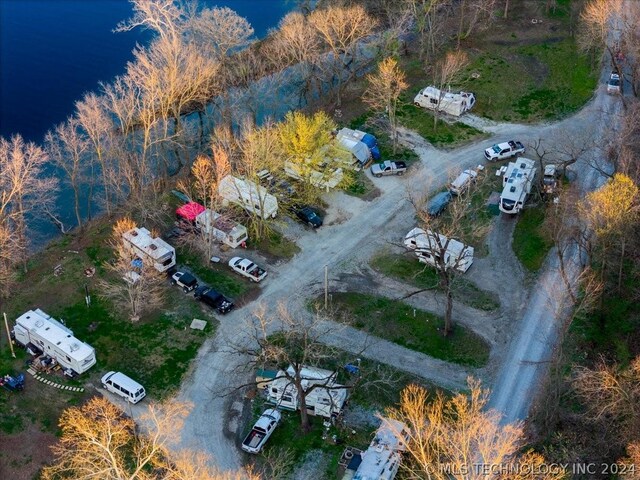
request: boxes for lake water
[0,0,293,143]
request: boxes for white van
[101,371,146,404]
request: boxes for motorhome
[336,128,381,161]
[499,158,537,214]
[414,86,476,116]
[266,365,348,419]
[343,418,410,480]
[122,227,176,273]
[195,209,248,249]
[218,175,278,219]
[404,228,474,273]
[13,309,96,375]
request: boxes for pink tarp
[176,202,205,222]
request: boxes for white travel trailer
[499,158,537,214]
[195,209,248,249]
[122,227,176,273]
[284,160,344,191]
[345,418,410,480]
[13,309,96,375]
[449,168,479,195]
[266,365,348,419]
[218,175,278,219]
[414,86,476,116]
[404,228,474,273]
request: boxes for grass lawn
[371,253,499,312]
[177,246,251,299]
[457,38,596,123]
[325,292,490,367]
[396,100,487,147]
[246,229,300,261]
[512,206,551,272]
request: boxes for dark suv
[293,206,323,228]
[194,286,234,314]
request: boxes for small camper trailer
[13,309,96,375]
[266,365,348,418]
[404,228,474,273]
[218,175,278,219]
[413,86,476,116]
[195,209,248,249]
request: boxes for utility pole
[324,265,329,309]
[3,313,15,358]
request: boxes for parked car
[370,160,407,177]
[194,286,234,314]
[241,409,282,454]
[293,206,323,228]
[171,271,199,293]
[229,257,268,282]
[426,191,452,217]
[607,72,621,94]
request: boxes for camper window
[161,257,173,266]
[271,387,278,394]
[430,98,438,105]
[282,394,293,403]
[254,204,260,212]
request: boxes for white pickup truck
[484,140,525,161]
[229,257,267,282]
[370,160,407,177]
[241,409,282,454]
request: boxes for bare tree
[363,57,409,153]
[228,303,371,433]
[75,92,117,216]
[45,117,92,229]
[573,355,640,442]
[577,0,623,73]
[41,396,257,480]
[98,217,167,322]
[384,380,565,480]
[309,4,378,106]
[186,6,255,60]
[433,50,469,129]
[403,0,447,61]
[456,0,498,44]
[408,172,490,336]
[0,134,55,281]
[115,0,185,43]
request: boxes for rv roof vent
[35,319,44,327]
[149,244,157,250]
[510,186,516,193]
[70,343,80,352]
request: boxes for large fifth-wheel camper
[498,158,537,214]
[13,309,96,375]
[122,227,176,273]
[266,365,348,419]
[218,175,278,219]
[414,86,476,116]
[404,227,474,273]
[342,418,410,480]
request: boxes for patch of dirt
[0,420,57,480]
[290,449,331,480]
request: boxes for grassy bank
[371,253,500,312]
[512,206,551,272]
[325,292,490,367]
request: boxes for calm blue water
[0,0,292,143]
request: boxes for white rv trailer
[195,209,248,249]
[266,365,348,419]
[218,175,278,219]
[414,86,476,116]
[122,227,176,273]
[348,418,410,480]
[13,309,96,375]
[498,157,537,214]
[284,160,344,191]
[404,227,474,273]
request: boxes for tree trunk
[504,0,510,18]
[618,237,626,293]
[294,372,311,433]
[444,287,453,336]
[72,182,83,229]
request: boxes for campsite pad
[190,319,207,331]
[486,191,501,216]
